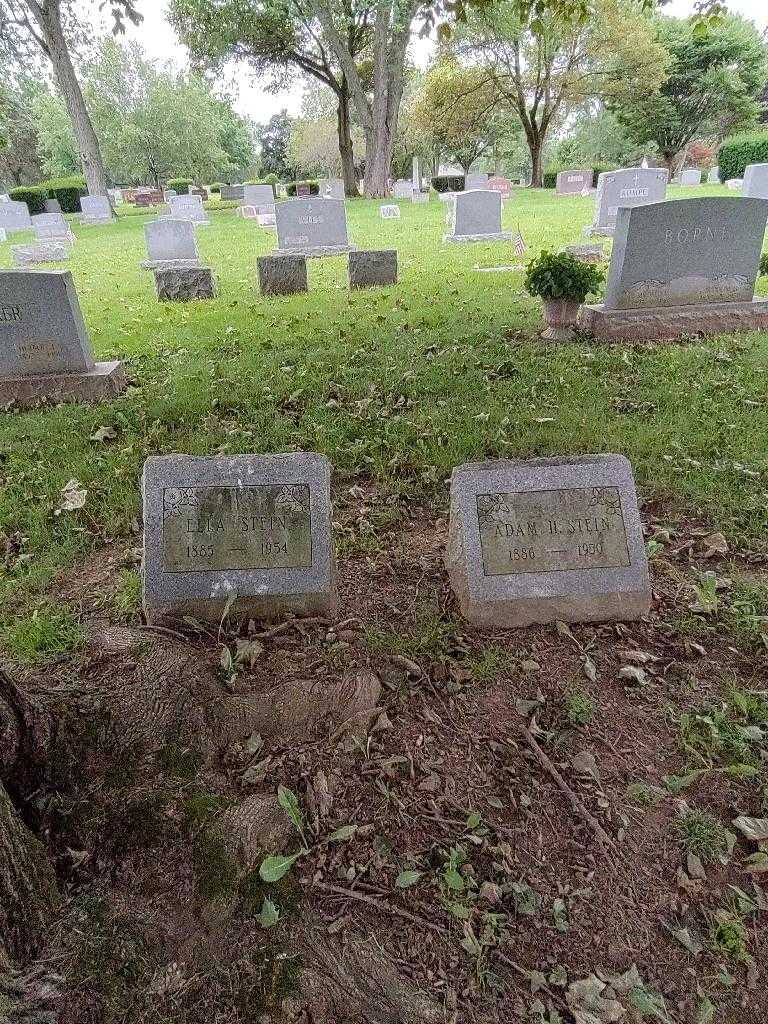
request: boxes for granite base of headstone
[446,455,651,627]
[153,266,217,302]
[580,196,768,341]
[257,254,308,297]
[12,240,72,266]
[348,250,397,289]
[0,269,126,409]
[141,452,338,624]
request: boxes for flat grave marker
[446,455,651,627]
[141,452,338,623]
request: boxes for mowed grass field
[1,184,767,618]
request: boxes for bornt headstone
[580,196,768,340]
[141,452,338,623]
[444,190,511,243]
[274,197,352,257]
[446,455,650,627]
[0,269,126,407]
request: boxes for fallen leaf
[619,665,648,686]
[700,532,728,558]
[89,425,117,442]
[733,816,768,843]
[55,478,87,515]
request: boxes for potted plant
[524,250,605,341]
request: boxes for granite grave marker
[80,195,113,224]
[446,455,650,627]
[556,169,592,195]
[143,219,201,269]
[742,163,768,199]
[0,201,32,234]
[590,168,668,236]
[274,197,352,257]
[681,168,702,186]
[141,452,337,622]
[444,190,511,243]
[168,194,209,225]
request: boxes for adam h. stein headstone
[444,190,511,243]
[0,269,127,407]
[274,197,352,257]
[590,168,668,236]
[446,455,650,627]
[141,452,338,623]
[580,196,768,341]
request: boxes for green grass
[673,807,730,862]
[1,602,85,663]
[2,184,768,617]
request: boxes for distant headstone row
[140,451,651,629]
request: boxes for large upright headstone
[221,185,245,202]
[0,270,126,407]
[466,172,489,190]
[319,178,345,200]
[0,201,32,235]
[444,190,511,244]
[141,452,338,623]
[392,180,413,199]
[580,197,768,340]
[274,197,352,257]
[80,195,113,225]
[742,163,768,199]
[142,219,201,269]
[590,168,668,236]
[168,194,209,225]
[32,213,73,240]
[556,169,592,195]
[446,455,650,626]
[243,184,275,212]
[488,176,512,198]
[680,168,702,186]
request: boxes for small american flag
[513,226,528,256]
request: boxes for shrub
[245,174,278,187]
[718,131,768,181]
[167,177,193,195]
[285,179,319,196]
[209,183,223,194]
[524,250,605,302]
[9,186,47,214]
[760,253,768,277]
[40,175,87,213]
[432,174,464,193]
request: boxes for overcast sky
[91,0,768,125]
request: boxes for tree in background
[0,0,141,194]
[169,0,369,197]
[454,0,668,186]
[554,106,647,169]
[258,109,295,178]
[0,77,45,186]
[33,38,257,186]
[289,81,364,177]
[614,14,767,174]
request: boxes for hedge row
[167,177,193,195]
[432,175,465,192]
[285,179,319,196]
[718,131,768,181]
[9,175,88,214]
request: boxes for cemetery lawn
[1,187,768,1023]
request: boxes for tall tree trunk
[528,137,544,188]
[26,0,109,196]
[336,84,359,197]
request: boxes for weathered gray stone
[143,219,201,269]
[153,265,217,302]
[580,196,768,340]
[726,178,743,190]
[444,190,511,243]
[243,185,276,212]
[167,194,209,225]
[257,254,308,296]
[556,169,592,195]
[680,168,702,186]
[742,163,768,199]
[0,269,126,407]
[221,185,245,201]
[466,173,489,189]
[392,180,413,199]
[32,213,73,241]
[563,243,604,264]
[44,199,62,214]
[412,191,429,203]
[319,178,345,199]
[80,195,113,224]
[0,201,32,234]
[141,452,338,623]
[591,168,668,236]
[707,167,720,184]
[12,240,72,266]
[348,250,397,289]
[274,197,352,257]
[446,455,651,627]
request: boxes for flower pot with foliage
[524,250,605,341]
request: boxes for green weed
[673,808,730,862]
[1,603,84,664]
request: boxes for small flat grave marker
[446,455,650,627]
[141,452,338,623]
[380,204,401,219]
[0,269,126,407]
